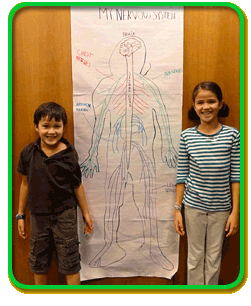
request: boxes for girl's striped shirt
[176,124,240,212]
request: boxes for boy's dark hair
[34,102,67,126]
[188,81,229,121]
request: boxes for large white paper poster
[71,6,183,280]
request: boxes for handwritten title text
[99,8,176,21]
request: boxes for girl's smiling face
[193,89,223,125]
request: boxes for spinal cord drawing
[80,37,178,270]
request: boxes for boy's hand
[18,219,27,239]
[174,210,185,236]
[83,214,94,235]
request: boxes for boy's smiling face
[35,116,64,149]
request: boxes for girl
[174,81,240,285]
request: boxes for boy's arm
[225,182,240,237]
[17,175,29,239]
[74,184,94,234]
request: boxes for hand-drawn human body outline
[80,36,178,270]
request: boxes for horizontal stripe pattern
[176,125,240,212]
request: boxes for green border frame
[8,2,247,293]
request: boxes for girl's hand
[174,210,185,236]
[225,212,239,237]
[83,214,94,235]
[18,219,27,239]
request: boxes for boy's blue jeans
[29,207,81,275]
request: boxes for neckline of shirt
[195,124,224,137]
[34,137,70,158]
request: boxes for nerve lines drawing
[80,37,178,270]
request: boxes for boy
[17,102,93,285]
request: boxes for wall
[12,6,240,286]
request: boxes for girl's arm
[74,184,94,234]
[174,133,188,236]
[225,182,240,237]
[175,183,185,206]
[17,175,29,239]
[174,183,185,236]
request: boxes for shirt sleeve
[230,130,240,182]
[72,163,82,188]
[71,148,82,188]
[176,134,189,185]
[17,147,28,176]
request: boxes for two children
[17,81,240,285]
[17,102,93,285]
[174,81,240,285]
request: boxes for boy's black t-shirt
[18,137,82,214]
